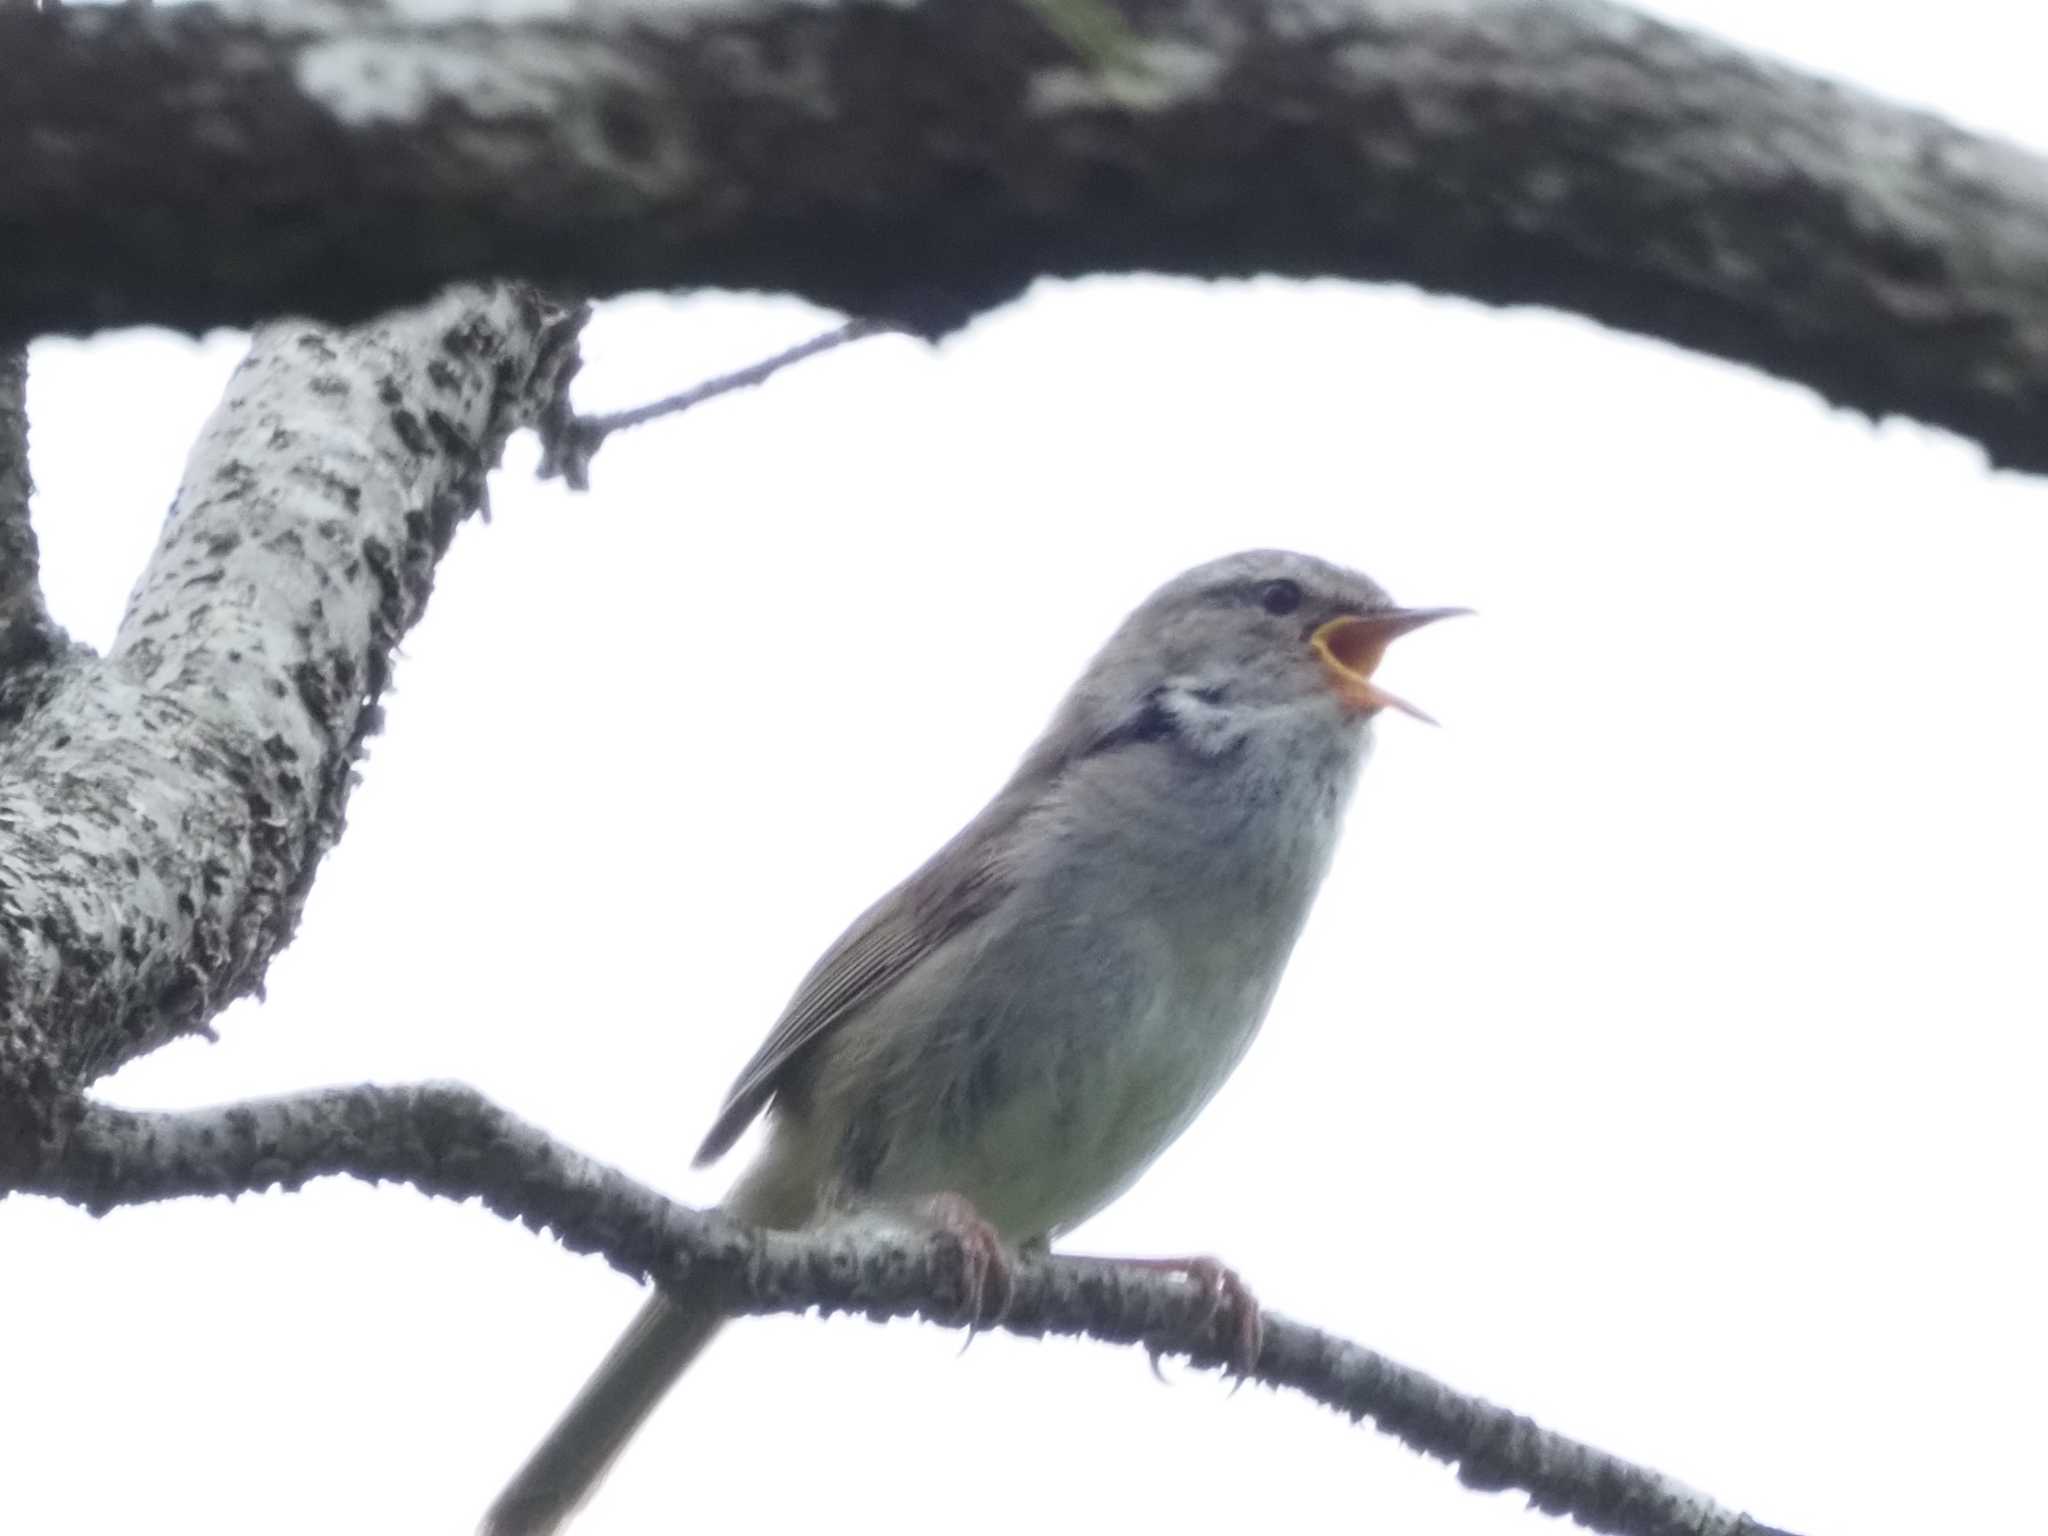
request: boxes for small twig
[587,317,898,436]
[538,317,900,491]
[18,1081,1799,1536]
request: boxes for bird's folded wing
[691,686,1176,1166]
[691,817,1018,1165]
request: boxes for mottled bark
[4,0,2048,470]
[0,285,583,1168]
[0,347,57,672]
[0,352,32,611]
[23,1081,1797,1536]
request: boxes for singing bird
[483,549,1464,1535]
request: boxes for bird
[481,549,1464,1536]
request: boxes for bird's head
[1099,549,1466,728]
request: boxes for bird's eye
[1260,579,1303,616]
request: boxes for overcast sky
[9,4,2047,1534]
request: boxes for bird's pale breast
[832,726,1360,1243]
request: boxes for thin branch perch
[20,1081,1795,1536]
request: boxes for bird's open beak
[1311,607,1471,724]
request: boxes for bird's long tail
[478,1287,726,1536]
[479,1151,813,1536]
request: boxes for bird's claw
[918,1192,1014,1332]
[1160,1255,1264,1380]
[1145,1341,1171,1384]
[1108,1253,1263,1383]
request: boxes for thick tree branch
[18,1080,1796,1536]
[5,0,2048,470]
[0,287,583,1167]
[0,349,34,585]
[0,0,54,673]
[1,0,55,679]
[0,346,56,670]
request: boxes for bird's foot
[1083,1254,1263,1381]
[907,1191,1014,1332]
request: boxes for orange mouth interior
[1309,609,1467,724]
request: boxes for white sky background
[9,3,2048,1532]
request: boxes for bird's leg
[1062,1254,1263,1379]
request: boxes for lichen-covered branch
[19,1081,1795,1536]
[1,0,55,674]
[0,347,54,663]
[0,287,583,1167]
[5,0,2048,470]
